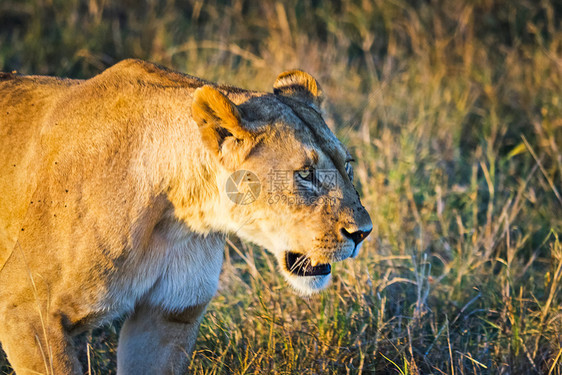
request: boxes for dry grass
[1,0,562,373]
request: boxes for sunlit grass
[1,0,562,373]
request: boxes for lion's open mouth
[285,251,331,277]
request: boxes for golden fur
[0,59,371,374]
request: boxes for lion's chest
[103,229,225,315]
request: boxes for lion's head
[191,70,372,295]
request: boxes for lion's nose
[341,226,372,246]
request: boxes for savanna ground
[1,0,562,373]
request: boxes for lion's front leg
[0,304,83,375]
[116,303,208,375]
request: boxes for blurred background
[1,0,562,373]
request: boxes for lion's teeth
[310,259,319,267]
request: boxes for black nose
[341,227,372,246]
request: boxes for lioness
[0,59,372,374]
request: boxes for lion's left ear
[192,85,254,170]
[273,70,324,108]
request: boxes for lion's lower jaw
[283,272,332,296]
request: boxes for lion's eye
[345,161,354,181]
[297,169,313,181]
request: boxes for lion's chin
[282,271,332,296]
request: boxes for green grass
[2,0,562,373]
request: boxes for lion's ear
[273,70,324,107]
[192,85,253,168]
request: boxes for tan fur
[0,59,371,374]
[273,69,323,107]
